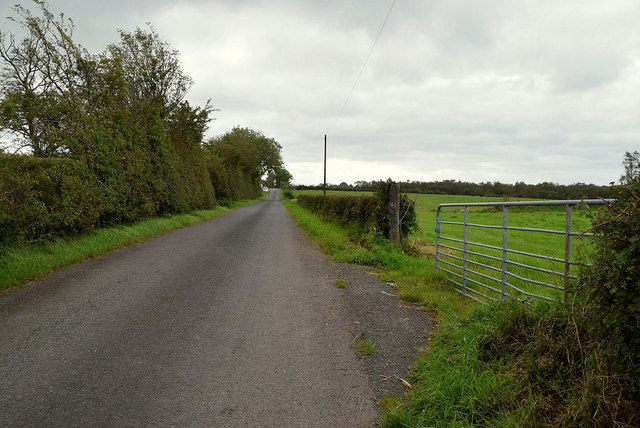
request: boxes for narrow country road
[0,190,378,427]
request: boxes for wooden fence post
[388,182,401,243]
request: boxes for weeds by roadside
[335,279,347,289]
[357,340,377,356]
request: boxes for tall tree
[0,0,90,156]
[107,25,193,119]
[621,151,640,184]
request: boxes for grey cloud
[547,46,628,92]
[1,0,638,185]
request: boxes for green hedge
[0,155,103,243]
[0,9,277,247]
[298,194,380,231]
[579,175,640,413]
[0,135,217,245]
[297,187,416,238]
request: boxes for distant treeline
[0,3,290,244]
[295,179,613,200]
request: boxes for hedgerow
[576,175,640,423]
[297,183,417,239]
[297,194,380,232]
[0,155,102,243]
[582,176,640,364]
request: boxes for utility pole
[323,134,327,196]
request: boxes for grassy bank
[282,199,473,321]
[283,197,636,426]
[0,198,262,292]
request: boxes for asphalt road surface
[0,189,378,427]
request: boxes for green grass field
[427,203,598,302]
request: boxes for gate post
[388,182,401,243]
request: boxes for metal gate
[435,199,612,304]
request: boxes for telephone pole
[323,134,327,196]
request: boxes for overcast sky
[2,0,639,185]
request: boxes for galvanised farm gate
[434,199,612,304]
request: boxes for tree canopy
[202,126,292,201]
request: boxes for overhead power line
[331,0,397,130]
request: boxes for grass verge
[0,199,260,292]
[282,199,473,323]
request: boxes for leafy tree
[265,166,293,188]
[203,126,291,200]
[0,0,90,156]
[107,25,194,119]
[621,150,640,184]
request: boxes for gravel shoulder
[327,260,435,401]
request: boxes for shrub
[297,194,380,232]
[283,190,295,199]
[581,177,640,359]
[578,175,640,416]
